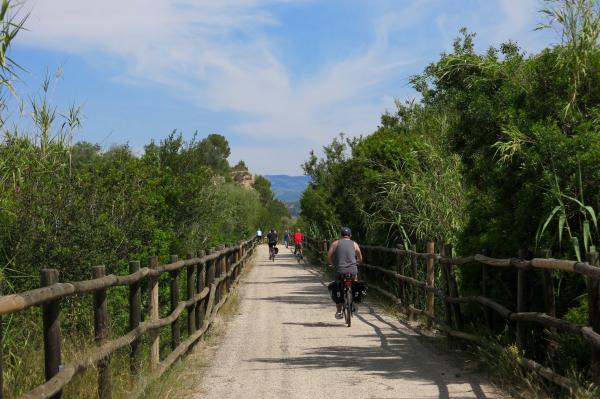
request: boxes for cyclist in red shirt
[293,229,304,259]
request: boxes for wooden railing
[0,238,257,399]
[305,236,600,393]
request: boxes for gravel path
[195,245,507,399]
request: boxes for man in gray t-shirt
[327,227,363,319]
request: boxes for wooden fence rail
[1,237,257,399]
[305,236,600,394]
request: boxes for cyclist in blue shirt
[283,230,290,248]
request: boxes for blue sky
[11,0,557,174]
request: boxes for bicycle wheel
[344,289,352,327]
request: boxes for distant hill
[264,175,311,218]
[264,175,311,202]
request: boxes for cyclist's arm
[327,240,338,265]
[354,242,363,265]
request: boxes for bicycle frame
[342,274,354,327]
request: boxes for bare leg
[336,303,342,312]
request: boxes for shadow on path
[245,249,499,399]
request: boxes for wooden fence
[306,236,600,393]
[0,237,257,399]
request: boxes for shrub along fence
[0,238,257,399]
[305,236,600,394]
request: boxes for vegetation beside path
[299,1,600,396]
[0,2,289,396]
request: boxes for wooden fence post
[386,250,393,296]
[212,249,220,304]
[220,249,227,298]
[240,243,245,269]
[426,241,435,320]
[41,269,62,399]
[196,251,206,330]
[226,250,232,291]
[440,244,453,327]
[207,249,215,284]
[148,256,159,371]
[220,246,226,273]
[187,253,196,337]
[396,246,405,310]
[93,265,111,399]
[169,255,180,350]
[128,261,141,375]
[516,249,528,350]
[480,250,494,333]
[587,250,600,373]
[233,245,239,280]
[446,245,463,330]
[410,244,418,320]
[541,249,556,318]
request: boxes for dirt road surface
[194,245,507,399]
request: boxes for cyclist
[256,229,262,243]
[293,228,304,259]
[283,230,290,248]
[267,228,278,258]
[327,227,363,319]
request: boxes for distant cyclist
[327,227,363,319]
[256,229,263,243]
[293,228,304,258]
[283,230,290,248]
[267,228,278,258]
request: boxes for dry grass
[142,293,240,399]
[142,257,252,399]
[3,251,257,399]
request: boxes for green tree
[196,133,231,173]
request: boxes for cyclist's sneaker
[335,312,343,319]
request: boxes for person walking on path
[327,227,363,319]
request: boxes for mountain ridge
[264,174,310,202]
[264,175,310,217]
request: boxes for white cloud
[495,0,548,46]
[19,0,412,150]
[18,0,555,174]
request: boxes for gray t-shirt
[333,239,358,274]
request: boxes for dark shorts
[335,272,357,282]
[268,242,277,248]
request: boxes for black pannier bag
[327,281,344,304]
[327,281,367,304]
[352,281,367,303]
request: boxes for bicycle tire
[344,289,352,327]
